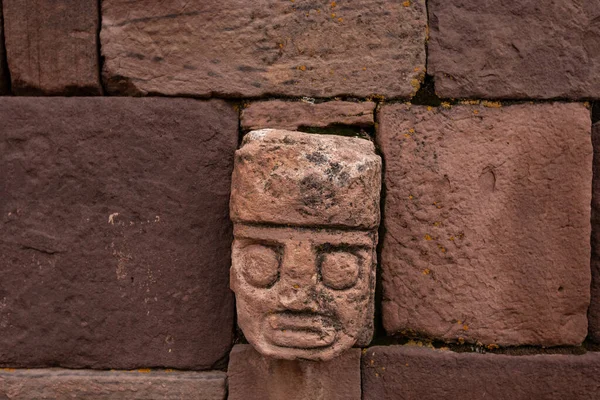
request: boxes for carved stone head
[230,129,381,361]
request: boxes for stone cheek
[378,103,592,346]
[229,129,381,361]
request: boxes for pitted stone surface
[0,98,237,369]
[101,0,426,98]
[241,100,375,132]
[230,129,381,361]
[428,0,600,99]
[362,346,600,400]
[3,0,101,95]
[0,369,226,399]
[228,344,361,400]
[378,103,592,346]
[590,121,600,342]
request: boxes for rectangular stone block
[0,369,226,399]
[362,346,600,400]
[101,0,426,98]
[228,344,361,400]
[378,103,592,346]
[428,0,600,99]
[241,100,375,132]
[0,98,237,369]
[590,121,600,342]
[2,0,102,95]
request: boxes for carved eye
[320,252,360,290]
[240,244,280,288]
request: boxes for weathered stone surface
[0,98,237,369]
[2,0,101,95]
[228,344,360,400]
[428,0,600,99]
[230,130,380,360]
[101,0,426,98]
[378,103,592,346]
[241,100,375,132]
[0,5,8,94]
[0,369,226,399]
[231,129,381,229]
[590,121,600,342]
[362,346,600,400]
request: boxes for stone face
[0,98,237,369]
[101,0,426,98]
[2,0,101,95]
[228,344,360,400]
[428,0,600,99]
[0,369,226,399]
[378,103,592,346]
[230,130,381,361]
[590,121,600,342]
[362,346,600,400]
[0,6,8,94]
[241,101,376,132]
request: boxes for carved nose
[278,286,317,312]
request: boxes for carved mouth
[265,312,337,349]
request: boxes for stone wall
[1,1,599,398]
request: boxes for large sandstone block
[101,0,426,98]
[428,0,600,99]
[362,346,600,400]
[2,0,102,95]
[590,121,600,342]
[0,98,237,369]
[0,369,226,399]
[241,100,375,132]
[228,344,360,400]
[230,130,381,361]
[378,103,592,346]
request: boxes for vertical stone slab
[0,98,237,369]
[428,0,600,99]
[101,0,426,98]
[378,103,592,346]
[0,3,8,94]
[590,121,600,342]
[0,369,226,399]
[2,0,101,95]
[228,344,361,400]
[362,346,600,400]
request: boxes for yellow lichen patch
[424,234,433,241]
[408,195,414,200]
[2,368,15,372]
[422,268,430,275]
[370,359,374,365]
[409,128,415,133]
[433,221,441,227]
[449,236,455,241]
[441,102,452,109]
[410,79,421,94]
[404,133,411,138]
[338,17,343,22]
[438,244,446,253]
[584,102,590,109]
[375,372,380,377]
[487,343,500,350]
[331,1,336,7]
[473,109,479,115]
[293,284,299,289]
[297,65,307,71]
[138,369,151,373]
[460,100,480,105]
[362,348,368,354]
[402,0,411,6]
[362,67,367,71]
[406,340,434,349]
[331,13,336,18]
[457,337,465,344]
[482,101,502,108]
[427,106,433,111]
[456,320,462,324]
[463,325,469,331]
[165,369,174,373]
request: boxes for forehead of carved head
[230,129,381,361]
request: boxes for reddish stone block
[378,103,592,346]
[428,0,600,99]
[101,0,426,98]
[0,369,226,399]
[590,121,600,342]
[241,100,375,131]
[2,0,101,95]
[362,346,600,400]
[0,98,237,369]
[228,344,361,400]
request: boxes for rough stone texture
[0,4,8,95]
[0,98,237,369]
[0,369,226,399]
[231,129,381,229]
[428,0,600,99]
[101,0,426,98]
[378,103,592,346]
[362,346,600,400]
[228,344,360,400]
[241,100,375,132]
[230,130,381,360]
[2,0,102,95]
[590,121,600,342]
